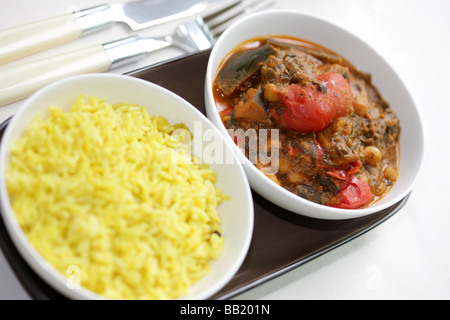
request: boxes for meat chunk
[234,88,268,123]
[261,48,318,86]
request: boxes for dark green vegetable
[215,44,276,96]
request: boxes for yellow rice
[6,95,229,300]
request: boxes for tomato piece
[272,72,352,133]
[330,175,374,209]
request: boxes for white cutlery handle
[0,13,82,65]
[0,4,113,65]
[0,45,112,107]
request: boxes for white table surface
[0,0,448,300]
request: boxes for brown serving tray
[0,50,409,300]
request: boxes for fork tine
[201,0,241,18]
[204,0,275,37]
[204,0,262,27]
[204,0,261,27]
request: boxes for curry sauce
[213,36,400,209]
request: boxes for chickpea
[372,182,386,197]
[363,146,382,165]
[384,166,399,181]
[333,118,353,135]
[264,83,280,102]
[287,172,304,184]
[353,96,370,116]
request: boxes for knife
[0,0,236,65]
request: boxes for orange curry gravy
[213,36,400,209]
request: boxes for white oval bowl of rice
[0,73,253,300]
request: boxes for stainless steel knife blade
[0,0,239,65]
[75,0,239,32]
[111,0,239,30]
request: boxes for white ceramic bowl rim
[205,9,425,220]
[0,73,254,300]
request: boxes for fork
[0,0,274,107]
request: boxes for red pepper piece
[221,107,233,117]
[346,160,362,175]
[327,168,349,180]
[330,175,374,209]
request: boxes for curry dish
[213,36,400,209]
